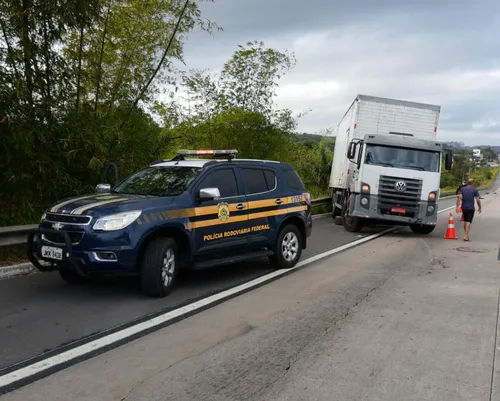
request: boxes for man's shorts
[462,210,475,223]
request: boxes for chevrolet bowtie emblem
[52,222,64,230]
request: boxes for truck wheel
[140,237,179,298]
[59,267,86,285]
[269,224,303,269]
[342,198,364,232]
[409,224,436,235]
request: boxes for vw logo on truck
[394,181,407,192]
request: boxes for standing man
[456,178,482,241]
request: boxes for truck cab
[336,132,452,233]
[329,94,453,234]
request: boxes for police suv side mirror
[96,183,111,194]
[199,187,220,202]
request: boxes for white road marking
[0,205,458,389]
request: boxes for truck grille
[42,231,85,245]
[45,213,92,225]
[378,175,422,217]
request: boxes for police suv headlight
[93,211,142,231]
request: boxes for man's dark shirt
[458,186,479,211]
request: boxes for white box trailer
[330,94,441,189]
[329,94,452,234]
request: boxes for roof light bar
[176,149,238,159]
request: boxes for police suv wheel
[140,237,178,298]
[269,224,303,269]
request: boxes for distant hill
[433,142,499,153]
[292,133,325,143]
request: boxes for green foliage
[178,40,305,131]
[0,0,218,225]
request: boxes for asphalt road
[0,194,472,372]
[4,190,500,401]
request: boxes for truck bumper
[349,193,438,225]
[27,228,138,277]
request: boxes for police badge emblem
[217,202,230,222]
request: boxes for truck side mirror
[103,162,119,186]
[444,151,453,171]
[347,142,356,160]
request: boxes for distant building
[472,148,482,159]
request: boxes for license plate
[41,246,63,261]
[391,207,407,214]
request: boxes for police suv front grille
[378,175,422,217]
[42,232,85,245]
[45,213,92,225]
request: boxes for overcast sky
[179,0,500,146]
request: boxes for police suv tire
[269,224,303,269]
[59,267,86,285]
[140,237,178,298]
[409,224,436,235]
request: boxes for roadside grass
[441,167,499,193]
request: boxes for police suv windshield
[364,145,440,173]
[113,166,202,196]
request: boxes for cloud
[177,0,500,145]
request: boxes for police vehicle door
[239,166,278,247]
[193,167,249,255]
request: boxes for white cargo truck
[329,94,453,234]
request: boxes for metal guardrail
[0,224,39,248]
[310,196,330,208]
[0,193,456,249]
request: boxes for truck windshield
[113,166,202,196]
[364,145,440,172]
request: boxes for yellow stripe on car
[50,195,97,213]
[134,197,307,228]
[71,198,128,215]
[189,205,307,229]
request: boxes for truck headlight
[428,191,437,201]
[361,183,370,193]
[93,211,142,231]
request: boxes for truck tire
[140,237,179,298]
[409,224,436,235]
[342,197,364,232]
[59,267,86,285]
[269,224,303,269]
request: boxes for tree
[180,41,302,130]
[0,0,219,225]
[165,108,296,161]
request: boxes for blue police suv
[27,150,313,297]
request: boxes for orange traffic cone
[444,212,458,239]
[458,206,464,221]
